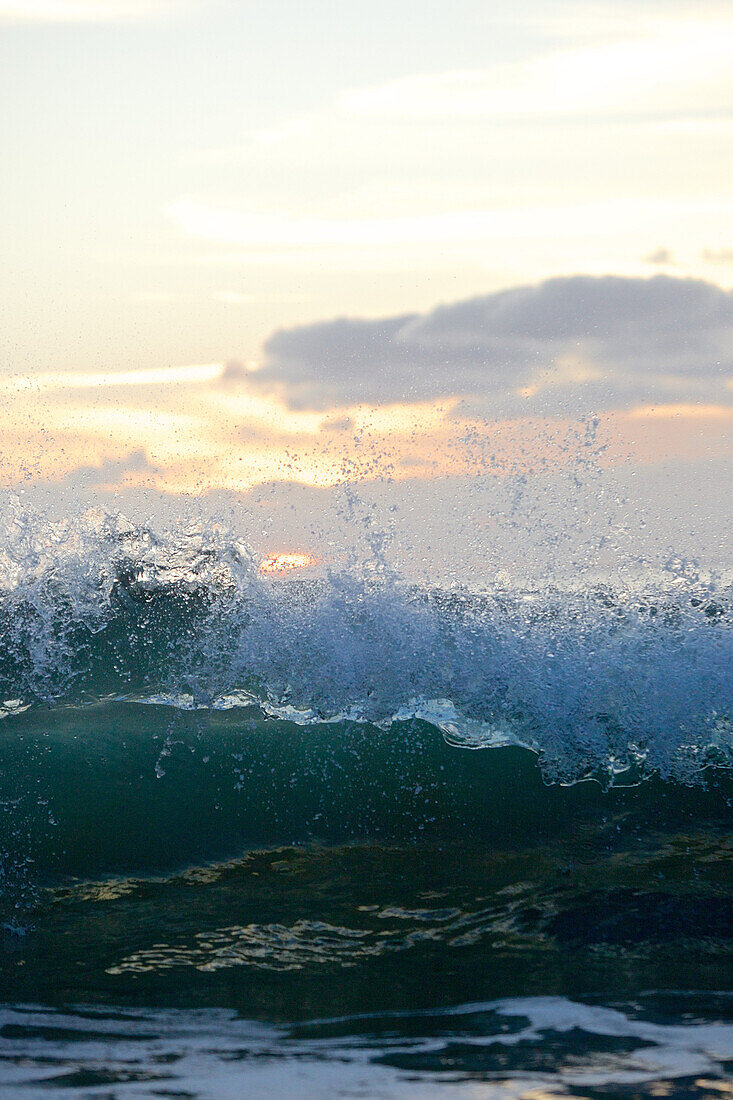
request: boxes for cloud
[645,247,675,266]
[702,248,733,265]
[338,22,733,123]
[166,198,539,250]
[166,196,733,284]
[320,415,354,433]
[0,0,188,22]
[64,449,156,489]
[0,363,223,396]
[220,359,248,383]
[251,275,733,414]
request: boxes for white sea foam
[1,997,731,1099]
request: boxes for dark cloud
[250,275,733,413]
[702,248,733,265]
[63,449,156,489]
[645,248,675,266]
[255,315,420,408]
[220,359,248,383]
[320,414,354,433]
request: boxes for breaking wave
[0,506,730,788]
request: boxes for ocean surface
[1,510,731,1098]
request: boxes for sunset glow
[0,0,730,527]
[259,552,318,575]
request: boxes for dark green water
[2,711,731,1079]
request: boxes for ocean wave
[0,508,730,790]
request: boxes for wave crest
[0,507,730,785]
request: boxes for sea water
[0,508,731,1097]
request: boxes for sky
[0,0,731,574]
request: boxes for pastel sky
[1,0,731,524]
